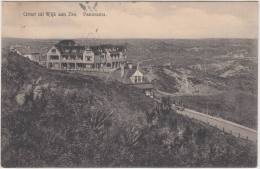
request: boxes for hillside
[150,53,257,129]
[1,49,257,167]
[1,50,156,166]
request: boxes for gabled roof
[90,44,126,55]
[56,40,76,46]
[131,69,143,77]
[51,40,127,56]
[54,40,85,55]
[111,66,149,84]
[14,47,40,55]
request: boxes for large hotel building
[46,40,127,72]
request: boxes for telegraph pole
[204,59,209,115]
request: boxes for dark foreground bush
[1,52,257,167]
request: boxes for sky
[2,1,258,39]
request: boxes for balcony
[60,56,83,62]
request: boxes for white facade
[130,70,144,83]
[46,46,62,69]
[47,46,61,61]
[45,41,127,71]
[83,50,95,63]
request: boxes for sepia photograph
[1,1,258,167]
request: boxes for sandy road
[153,97,257,143]
[176,107,257,143]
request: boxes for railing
[176,107,257,143]
[153,90,257,143]
[58,67,117,73]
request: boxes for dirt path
[177,108,257,143]
[153,94,257,143]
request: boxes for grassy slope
[2,50,157,167]
[1,49,155,122]
[152,44,257,128]
[172,92,257,129]
[1,40,257,167]
[177,60,257,129]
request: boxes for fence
[176,107,257,143]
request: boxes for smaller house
[130,69,144,84]
[113,63,154,97]
[11,46,41,62]
[23,52,41,62]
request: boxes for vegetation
[172,92,257,129]
[152,67,179,93]
[2,51,257,167]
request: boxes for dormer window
[51,48,56,53]
[72,49,77,53]
[87,56,92,61]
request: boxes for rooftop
[13,46,40,55]
[90,44,126,55]
[56,40,76,46]
[54,40,85,55]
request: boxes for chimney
[128,63,133,69]
[121,64,125,77]
[137,63,140,70]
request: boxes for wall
[175,107,257,143]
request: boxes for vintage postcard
[1,1,258,167]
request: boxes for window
[77,63,85,68]
[50,55,59,60]
[87,56,91,61]
[51,49,56,53]
[139,76,142,82]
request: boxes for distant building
[46,40,127,72]
[116,64,154,97]
[23,52,41,62]
[129,67,144,84]
[10,46,41,62]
